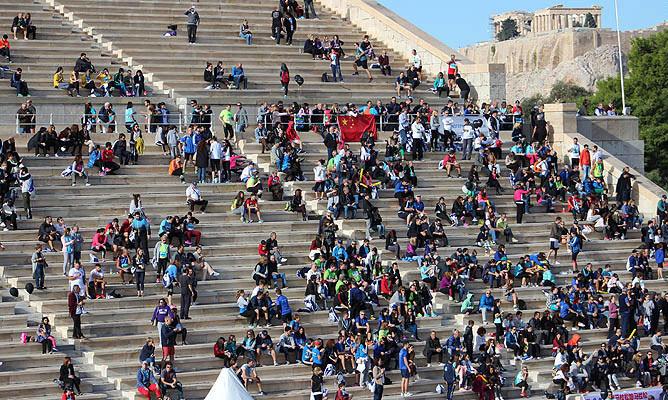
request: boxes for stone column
[544,103,578,156]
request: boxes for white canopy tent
[203,368,255,400]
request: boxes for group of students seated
[203,61,247,90]
[52,53,147,97]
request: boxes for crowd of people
[5,83,668,400]
[3,2,668,399]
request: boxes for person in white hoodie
[18,166,34,219]
[410,112,426,161]
[208,136,223,183]
[312,159,326,200]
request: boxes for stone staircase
[0,0,664,399]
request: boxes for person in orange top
[441,149,461,178]
[579,143,591,179]
[168,155,185,183]
[0,34,11,63]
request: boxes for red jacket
[213,343,226,358]
[67,291,80,317]
[580,149,591,167]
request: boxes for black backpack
[321,73,329,83]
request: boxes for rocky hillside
[505,44,625,101]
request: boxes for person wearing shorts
[160,316,178,369]
[399,341,412,397]
[446,54,458,90]
[548,217,564,265]
[352,36,373,82]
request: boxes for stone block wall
[577,116,644,172]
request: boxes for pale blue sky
[378,0,668,48]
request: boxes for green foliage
[578,30,668,188]
[496,18,519,42]
[520,94,546,120]
[549,81,591,103]
[584,13,597,28]
[626,30,668,188]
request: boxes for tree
[579,30,668,188]
[626,30,668,188]
[496,18,519,41]
[584,13,597,28]
[548,81,591,103]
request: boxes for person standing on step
[178,267,195,320]
[399,340,412,397]
[218,105,235,141]
[185,5,200,44]
[283,12,296,46]
[18,166,34,219]
[271,7,283,45]
[304,0,318,19]
[280,63,290,98]
[67,284,85,339]
[31,243,47,290]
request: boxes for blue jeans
[198,167,207,183]
[272,272,287,288]
[344,205,356,219]
[330,64,343,82]
[34,264,45,288]
[63,252,74,274]
[445,381,456,400]
[233,75,247,89]
[582,165,591,178]
[373,384,383,400]
[239,33,252,45]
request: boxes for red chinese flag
[337,115,377,142]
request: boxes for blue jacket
[504,331,517,347]
[136,367,158,388]
[132,217,150,233]
[180,135,195,154]
[443,362,456,383]
[87,149,101,168]
[332,245,348,261]
[445,335,461,352]
[478,294,494,310]
[276,294,292,316]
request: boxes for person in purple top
[151,298,173,347]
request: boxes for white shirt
[68,267,85,292]
[186,185,201,201]
[89,268,104,283]
[461,125,474,140]
[411,121,425,139]
[240,165,254,182]
[313,165,326,182]
[410,54,421,68]
[209,141,222,160]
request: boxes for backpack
[321,73,329,83]
[294,74,304,86]
[162,273,173,288]
[328,307,339,323]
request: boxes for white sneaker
[426,363,431,368]
[404,392,413,397]
[280,257,288,263]
[85,183,91,186]
[212,271,220,277]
